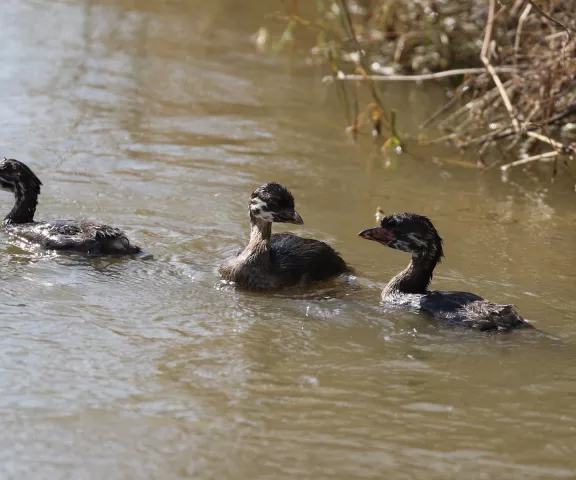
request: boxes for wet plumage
[0,158,141,255]
[219,183,351,290]
[359,212,530,331]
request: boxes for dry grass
[271,0,576,181]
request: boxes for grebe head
[359,213,444,259]
[249,182,303,224]
[0,158,42,196]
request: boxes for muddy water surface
[0,1,575,478]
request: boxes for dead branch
[525,0,575,36]
[500,151,559,171]
[322,67,519,83]
[481,0,520,134]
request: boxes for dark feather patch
[4,219,141,254]
[251,183,295,212]
[269,233,351,283]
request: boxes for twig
[322,67,518,83]
[488,104,576,142]
[510,0,526,17]
[481,0,520,134]
[455,106,576,148]
[545,31,569,41]
[420,132,462,145]
[466,126,513,146]
[500,150,559,171]
[525,130,576,153]
[438,79,513,130]
[473,105,576,145]
[546,103,576,125]
[514,4,532,67]
[525,0,575,37]
[420,94,461,129]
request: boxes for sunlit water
[0,1,575,478]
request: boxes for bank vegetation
[269,0,576,182]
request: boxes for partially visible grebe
[219,183,351,290]
[0,158,142,255]
[359,213,531,331]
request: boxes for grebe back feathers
[0,158,142,255]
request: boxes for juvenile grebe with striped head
[0,158,142,255]
[219,182,351,290]
[359,213,531,331]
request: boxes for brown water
[1,1,575,478]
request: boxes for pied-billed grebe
[359,213,531,331]
[219,182,351,290]
[0,158,142,255]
